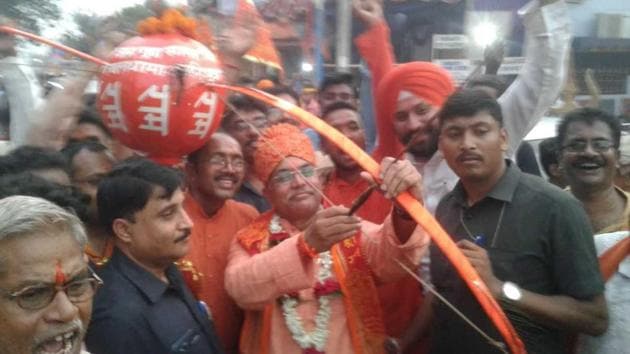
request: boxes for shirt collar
[452,160,521,206]
[111,248,180,304]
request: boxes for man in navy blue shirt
[85,158,224,354]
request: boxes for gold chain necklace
[459,202,506,248]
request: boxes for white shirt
[577,231,630,354]
[416,0,572,215]
[0,56,43,149]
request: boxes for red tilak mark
[55,261,66,286]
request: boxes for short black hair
[538,137,560,176]
[265,85,300,104]
[319,72,357,97]
[439,89,503,129]
[0,146,70,176]
[97,158,183,234]
[220,94,269,128]
[61,140,110,175]
[321,101,359,120]
[0,172,90,223]
[467,75,508,97]
[557,107,621,148]
[76,109,112,138]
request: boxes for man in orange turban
[353,0,570,216]
[225,123,430,354]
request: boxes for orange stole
[237,211,386,354]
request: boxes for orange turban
[372,62,455,161]
[253,123,316,184]
[236,0,284,71]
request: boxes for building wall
[568,0,630,37]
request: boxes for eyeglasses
[2,268,103,311]
[270,165,317,185]
[561,139,615,153]
[205,155,246,170]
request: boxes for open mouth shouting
[35,328,81,354]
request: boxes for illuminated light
[301,62,314,73]
[472,22,498,47]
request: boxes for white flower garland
[270,215,335,352]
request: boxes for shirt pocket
[490,247,549,288]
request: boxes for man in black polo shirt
[85,158,224,354]
[430,90,608,354]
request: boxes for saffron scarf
[237,211,386,354]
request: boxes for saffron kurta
[225,213,429,354]
[323,172,391,224]
[323,173,422,340]
[183,194,259,353]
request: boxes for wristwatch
[501,281,522,302]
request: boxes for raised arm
[500,0,571,155]
[353,0,395,89]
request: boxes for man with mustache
[430,90,607,354]
[557,108,628,234]
[221,95,271,213]
[183,133,258,353]
[353,0,570,214]
[322,102,391,224]
[556,108,630,354]
[225,123,430,354]
[318,72,358,111]
[85,158,224,354]
[321,102,425,352]
[0,196,97,354]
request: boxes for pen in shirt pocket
[473,234,486,247]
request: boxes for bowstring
[217,94,336,207]
[395,258,508,353]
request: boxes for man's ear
[112,218,133,244]
[549,163,563,178]
[500,127,509,152]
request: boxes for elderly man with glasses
[0,195,100,354]
[225,123,430,354]
[557,107,629,234]
[557,110,630,354]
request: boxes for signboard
[497,57,525,75]
[432,34,470,50]
[433,59,474,84]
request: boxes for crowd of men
[0,0,628,353]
